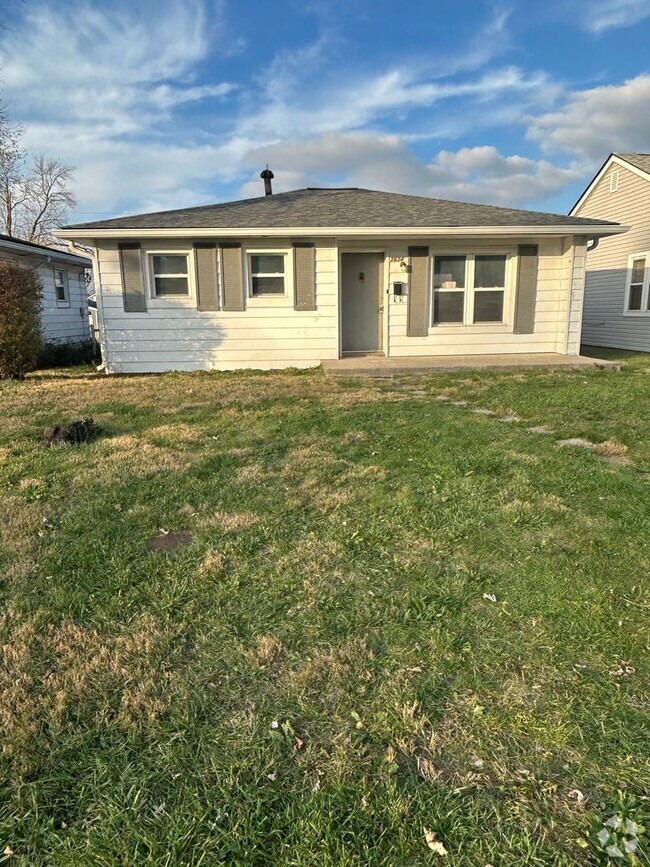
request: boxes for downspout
[587,238,599,252]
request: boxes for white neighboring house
[0,233,92,345]
[57,183,625,374]
[571,153,650,352]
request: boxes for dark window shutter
[118,242,146,312]
[293,243,316,310]
[194,243,219,311]
[220,243,244,312]
[407,246,430,337]
[514,245,539,334]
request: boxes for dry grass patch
[96,434,201,479]
[1,610,184,777]
[592,439,629,458]
[198,547,225,576]
[233,463,269,485]
[200,511,261,532]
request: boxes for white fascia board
[57,224,628,241]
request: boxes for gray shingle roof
[64,187,618,232]
[616,153,650,176]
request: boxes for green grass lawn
[1,354,649,865]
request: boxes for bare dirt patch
[147,531,192,553]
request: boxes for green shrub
[38,338,98,369]
[0,260,43,379]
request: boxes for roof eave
[0,236,91,266]
[57,224,627,241]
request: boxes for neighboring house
[571,153,650,352]
[0,234,92,345]
[57,182,624,374]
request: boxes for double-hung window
[625,254,650,314]
[150,254,190,297]
[433,253,508,325]
[248,253,286,296]
[54,268,68,302]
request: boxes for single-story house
[0,233,91,345]
[570,152,650,352]
[57,180,625,374]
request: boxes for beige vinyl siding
[385,236,580,357]
[574,162,650,351]
[97,239,338,373]
[0,252,89,344]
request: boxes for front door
[340,253,383,354]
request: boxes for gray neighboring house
[571,153,650,352]
[58,184,624,374]
[0,234,92,345]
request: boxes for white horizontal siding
[97,239,339,373]
[0,251,89,343]
[575,163,650,351]
[385,237,578,357]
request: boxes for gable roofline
[570,153,650,215]
[0,233,91,267]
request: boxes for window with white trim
[432,253,508,325]
[53,268,68,302]
[248,253,286,296]
[625,253,650,314]
[149,253,190,296]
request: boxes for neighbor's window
[625,254,650,314]
[433,253,507,325]
[54,268,68,302]
[249,253,285,296]
[150,254,190,296]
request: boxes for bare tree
[17,155,76,244]
[0,107,26,237]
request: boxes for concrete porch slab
[322,353,620,377]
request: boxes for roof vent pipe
[260,167,274,196]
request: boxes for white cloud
[0,0,580,218]
[528,74,650,161]
[572,0,650,32]
[241,134,581,207]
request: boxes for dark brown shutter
[407,246,430,337]
[194,243,219,311]
[514,245,539,334]
[293,243,316,310]
[118,242,146,312]
[220,243,244,312]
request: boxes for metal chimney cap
[260,168,275,179]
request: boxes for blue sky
[1,0,649,221]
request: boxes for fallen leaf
[482,593,497,602]
[423,827,448,856]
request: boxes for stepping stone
[499,414,520,423]
[471,408,496,416]
[527,425,554,435]
[451,400,468,407]
[556,437,594,449]
[596,454,633,467]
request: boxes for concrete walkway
[322,353,619,377]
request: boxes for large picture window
[625,254,650,314]
[433,253,508,325]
